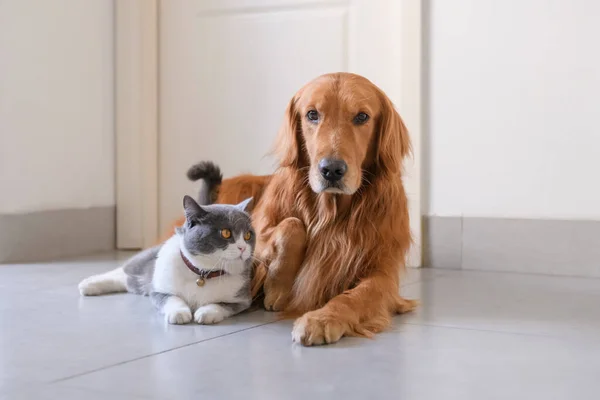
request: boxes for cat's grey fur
[79,162,255,325]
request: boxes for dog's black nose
[319,158,347,182]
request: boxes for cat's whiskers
[189,252,223,272]
[205,256,226,273]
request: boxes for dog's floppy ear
[376,91,411,175]
[272,94,302,168]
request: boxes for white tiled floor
[1,253,599,399]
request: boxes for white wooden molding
[115,0,159,249]
[401,0,423,268]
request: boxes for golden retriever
[166,73,417,345]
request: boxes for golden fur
[166,73,417,345]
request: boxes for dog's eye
[306,110,319,122]
[353,112,370,125]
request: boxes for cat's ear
[183,195,208,223]
[235,197,253,212]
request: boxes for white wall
[0,0,114,214]
[427,0,600,220]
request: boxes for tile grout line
[396,321,570,340]
[401,274,422,286]
[431,264,600,281]
[400,279,425,289]
[50,319,282,384]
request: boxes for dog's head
[274,73,410,195]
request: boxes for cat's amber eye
[244,231,252,241]
[220,229,232,239]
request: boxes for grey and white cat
[79,162,255,325]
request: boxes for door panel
[155,0,421,265]
[159,1,351,232]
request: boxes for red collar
[180,250,227,286]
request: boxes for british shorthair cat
[79,162,255,325]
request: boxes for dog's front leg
[257,217,307,311]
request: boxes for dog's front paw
[395,297,419,314]
[263,282,289,312]
[292,310,348,346]
[194,304,226,325]
[165,308,192,325]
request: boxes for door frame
[115,0,423,266]
[115,0,159,249]
[399,0,423,268]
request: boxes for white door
[117,0,422,266]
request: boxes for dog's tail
[186,161,223,205]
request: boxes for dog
[166,73,417,345]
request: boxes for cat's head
[177,195,255,273]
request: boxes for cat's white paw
[78,268,127,296]
[78,278,105,296]
[165,308,192,325]
[194,304,226,325]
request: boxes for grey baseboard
[0,206,115,263]
[423,216,600,278]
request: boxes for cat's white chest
[174,274,244,310]
[152,236,246,311]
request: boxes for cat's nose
[237,245,246,253]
